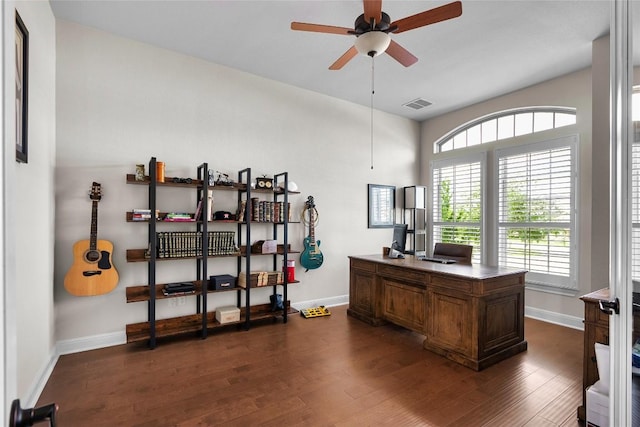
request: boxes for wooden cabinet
[578,289,610,421]
[348,254,527,370]
[124,158,298,348]
[382,278,426,332]
[578,288,640,423]
[348,259,384,326]
[426,288,472,355]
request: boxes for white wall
[8,0,57,407]
[421,67,596,322]
[54,21,420,343]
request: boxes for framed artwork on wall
[368,184,396,228]
[15,10,29,164]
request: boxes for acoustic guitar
[300,196,324,270]
[64,182,119,296]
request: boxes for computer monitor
[391,224,408,254]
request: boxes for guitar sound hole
[85,250,101,263]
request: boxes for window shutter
[432,160,482,263]
[497,143,575,289]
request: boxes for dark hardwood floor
[37,305,584,426]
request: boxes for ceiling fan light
[355,31,391,57]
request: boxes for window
[431,156,483,263]
[435,107,577,153]
[496,137,577,290]
[631,88,640,283]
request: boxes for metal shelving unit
[403,185,427,256]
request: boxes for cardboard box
[209,274,236,290]
[215,305,240,324]
[586,382,609,427]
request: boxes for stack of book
[163,282,196,296]
[163,212,194,222]
[156,231,238,258]
[237,271,284,288]
[250,198,291,223]
[131,209,152,221]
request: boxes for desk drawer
[378,264,428,286]
[350,258,377,273]
[431,274,473,294]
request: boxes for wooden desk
[348,254,528,371]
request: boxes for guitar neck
[308,209,315,245]
[90,200,98,250]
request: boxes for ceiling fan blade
[329,46,358,70]
[385,40,418,67]
[291,22,353,35]
[391,1,462,34]
[363,0,382,25]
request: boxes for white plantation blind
[632,123,640,283]
[431,158,483,263]
[497,137,577,289]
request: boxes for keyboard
[418,256,457,264]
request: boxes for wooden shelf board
[125,302,297,343]
[128,281,240,303]
[239,245,299,256]
[126,280,298,302]
[126,174,301,195]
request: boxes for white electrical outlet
[168,298,177,307]
[177,296,186,306]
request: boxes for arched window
[430,106,579,293]
[434,107,577,153]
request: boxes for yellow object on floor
[300,306,331,318]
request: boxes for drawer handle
[599,298,620,315]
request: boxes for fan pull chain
[370,55,375,170]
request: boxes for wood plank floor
[37,305,585,426]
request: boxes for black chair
[9,399,57,427]
[433,242,473,264]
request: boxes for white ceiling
[49,1,622,122]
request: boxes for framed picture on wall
[368,184,396,228]
[15,10,29,164]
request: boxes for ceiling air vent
[403,98,432,110]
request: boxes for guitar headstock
[89,182,102,201]
[305,196,315,209]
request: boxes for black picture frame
[368,184,396,228]
[15,11,29,164]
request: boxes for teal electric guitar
[300,196,323,270]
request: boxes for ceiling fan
[291,0,462,70]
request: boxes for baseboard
[525,305,584,330]
[291,295,349,310]
[24,331,125,408]
[56,330,126,356]
[23,349,59,408]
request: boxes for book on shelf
[194,199,203,221]
[163,212,195,222]
[238,271,284,288]
[249,200,291,223]
[131,208,159,221]
[156,231,238,258]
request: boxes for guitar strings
[300,206,319,227]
